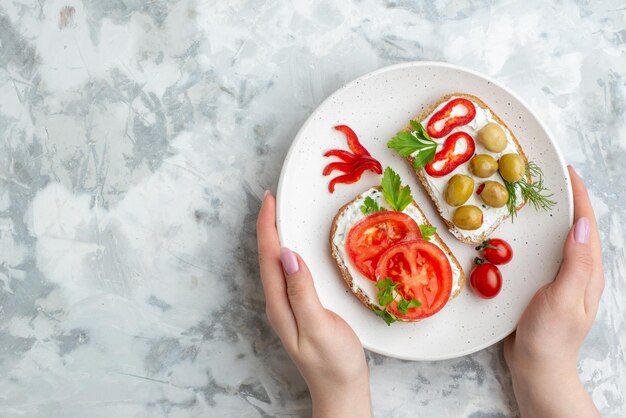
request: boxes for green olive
[469,154,498,178]
[444,175,474,206]
[477,122,507,152]
[453,205,483,230]
[499,153,526,182]
[478,181,509,208]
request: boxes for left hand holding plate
[257,191,373,418]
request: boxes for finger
[568,166,601,255]
[503,332,516,369]
[567,166,605,311]
[551,218,594,302]
[280,248,326,334]
[257,192,297,341]
[551,168,604,309]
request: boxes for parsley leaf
[374,276,423,325]
[381,167,414,212]
[397,298,422,315]
[375,277,397,306]
[419,225,437,241]
[387,121,438,169]
[360,196,384,215]
[373,307,398,326]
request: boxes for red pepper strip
[354,158,383,174]
[324,149,357,162]
[329,164,375,193]
[323,157,383,176]
[323,161,352,176]
[425,132,476,177]
[426,98,476,139]
[352,155,383,173]
[334,125,371,156]
[362,159,383,174]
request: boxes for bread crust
[404,93,531,244]
[329,187,465,319]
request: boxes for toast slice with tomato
[390,93,532,245]
[329,168,465,324]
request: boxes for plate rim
[276,61,573,360]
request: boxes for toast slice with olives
[388,93,532,244]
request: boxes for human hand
[504,166,603,417]
[257,191,372,418]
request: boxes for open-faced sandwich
[329,167,465,325]
[388,93,555,244]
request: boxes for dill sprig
[504,161,556,218]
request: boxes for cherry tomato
[470,263,502,299]
[375,240,453,319]
[346,212,422,280]
[476,238,513,265]
[424,132,475,177]
[426,98,476,139]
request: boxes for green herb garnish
[475,239,497,251]
[360,196,384,215]
[381,167,413,212]
[387,121,437,169]
[373,277,421,326]
[397,298,421,315]
[504,161,556,218]
[419,225,437,241]
[375,277,397,305]
[373,307,398,325]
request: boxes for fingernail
[574,217,590,244]
[280,247,299,275]
[263,190,271,200]
[567,164,577,176]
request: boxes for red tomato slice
[425,131,475,177]
[375,240,453,320]
[426,98,476,139]
[346,212,422,281]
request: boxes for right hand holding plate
[504,165,604,417]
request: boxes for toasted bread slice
[329,186,465,319]
[402,93,531,244]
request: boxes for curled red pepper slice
[425,132,475,177]
[324,149,357,162]
[334,125,371,156]
[323,157,382,176]
[426,98,476,139]
[329,164,376,193]
[354,158,383,174]
[323,161,352,176]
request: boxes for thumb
[280,247,325,328]
[552,217,594,301]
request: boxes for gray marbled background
[0,1,624,417]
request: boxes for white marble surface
[0,1,624,417]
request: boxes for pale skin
[256,166,603,418]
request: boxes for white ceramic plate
[276,62,572,361]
